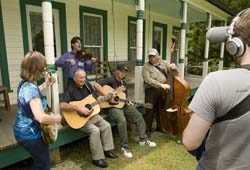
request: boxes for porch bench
[50,112,117,149]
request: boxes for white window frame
[154,26,163,57]
[26,5,63,93]
[129,21,137,50]
[26,5,61,57]
[83,12,103,61]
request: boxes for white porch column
[134,0,144,102]
[42,0,59,114]
[179,0,188,79]
[202,13,212,78]
[218,20,227,70]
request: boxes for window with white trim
[83,13,103,61]
[129,21,137,61]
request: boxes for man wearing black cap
[94,64,156,159]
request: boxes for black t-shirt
[97,76,128,95]
[60,82,98,103]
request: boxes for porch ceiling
[115,0,225,22]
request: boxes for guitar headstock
[105,86,126,100]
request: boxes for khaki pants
[80,115,114,160]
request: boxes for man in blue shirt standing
[55,36,93,86]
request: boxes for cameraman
[183,9,250,170]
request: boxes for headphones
[226,9,249,58]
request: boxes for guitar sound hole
[85,104,92,111]
[76,104,92,118]
[114,96,120,102]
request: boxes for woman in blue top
[55,36,94,86]
[13,51,62,170]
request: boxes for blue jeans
[197,162,205,170]
[16,137,50,170]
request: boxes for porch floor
[0,105,17,150]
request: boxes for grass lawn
[51,130,197,170]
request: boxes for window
[26,5,63,92]
[171,27,181,65]
[128,16,145,63]
[153,22,167,60]
[83,13,103,61]
[129,21,137,62]
[26,5,61,57]
[153,27,163,56]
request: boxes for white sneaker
[121,146,133,158]
[139,140,157,147]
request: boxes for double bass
[160,36,192,137]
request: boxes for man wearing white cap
[142,48,177,137]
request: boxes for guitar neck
[120,98,143,106]
[119,98,128,103]
[97,94,112,103]
[122,98,153,109]
[90,93,112,107]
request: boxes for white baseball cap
[148,48,159,56]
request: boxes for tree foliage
[187,0,249,74]
[221,0,250,12]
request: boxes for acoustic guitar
[63,86,125,129]
[99,85,153,109]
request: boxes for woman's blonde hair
[20,51,47,82]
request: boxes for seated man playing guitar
[94,64,156,159]
[59,69,117,168]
